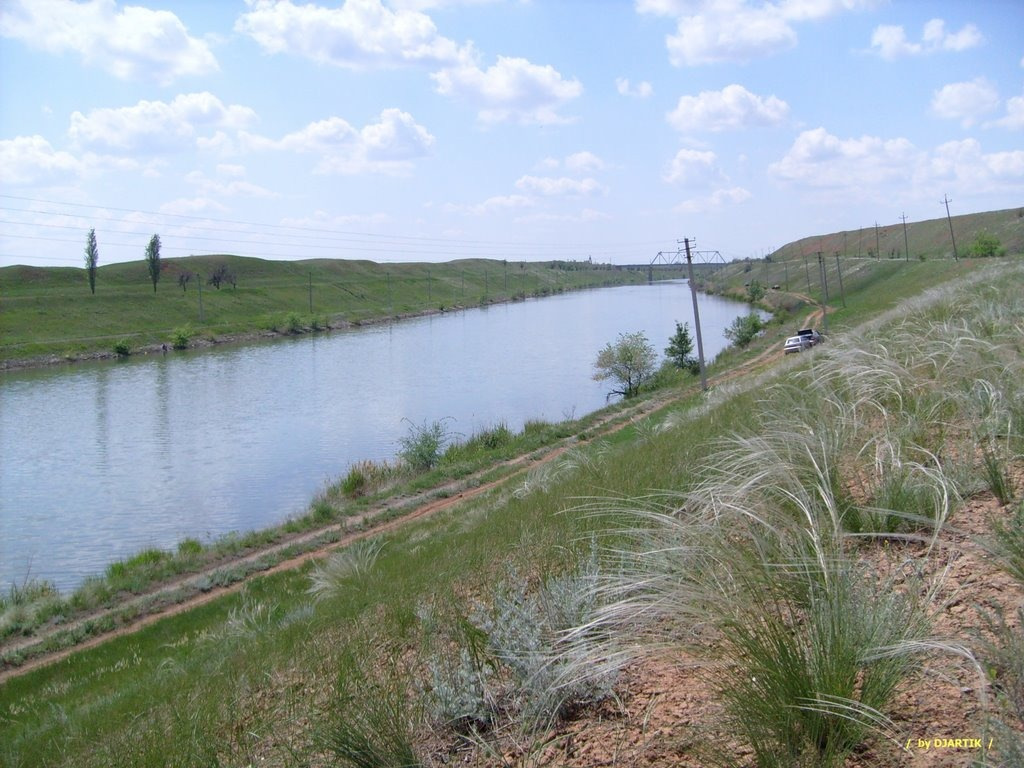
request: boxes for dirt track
[0,303,824,684]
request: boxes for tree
[145,234,161,292]
[178,271,193,292]
[967,231,1005,258]
[724,312,764,348]
[84,228,99,294]
[207,264,236,290]
[747,278,765,303]
[665,321,699,374]
[593,331,657,399]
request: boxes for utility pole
[308,271,313,313]
[681,238,708,392]
[900,213,910,262]
[197,273,204,323]
[874,222,880,260]
[804,253,812,293]
[834,253,846,308]
[942,195,958,261]
[817,253,828,334]
[387,271,392,314]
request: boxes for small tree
[724,312,764,348]
[967,231,1005,258]
[665,320,699,374]
[747,278,765,303]
[84,228,99,294]
[145,234,161,292]
[593,332,657,399]
[178,271,193,292]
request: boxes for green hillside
[0,256,679,364]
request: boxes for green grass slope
[0,257,678,363]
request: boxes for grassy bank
[0,256,687,364]
[2,256,1022,767]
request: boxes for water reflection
[1,281,754,591]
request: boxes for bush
[724,312,764,348]
[399,418,454,471]
[170,326,192,350]
[967,231,1006,258]
[113,339,131,357]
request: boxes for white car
[784,335,812,354]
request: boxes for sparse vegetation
[2,257,1023,768]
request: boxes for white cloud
[666,4,796,66]
[769,127,920,188]
[870,18,983,59]
[931,78,1000,127]
[0,135,83,185]
[184,169,276,199]
[514,175,607,196]
[987,94,1024,130]
[236,0,465,69]
[664,148,722,186]
[638,0,876,66]
[927,139,1024,188]
[245,108,435,175]
[69,93,257,155]
[443,194,535,216]
[674,186,751,214]
[432,56,583,125]
[0,0,217,85]
[667,84,789,132]
[616,77,653,98]
[516,208,612,224]
[281,211,393,228]
[159,197,230,216]
[565,151,606,173]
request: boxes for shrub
[285,311,303,334]
[967,231,1006,258]
[399,418,454,471]
[113,339,131,356]
[724,312,764,348]
[170,326,192,350]
[307,539,384,603]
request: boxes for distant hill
[772,206,1024,262]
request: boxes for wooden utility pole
[900,213,910,262]
[308,272,313,313]
[942,195,958,261]
[834,253,846,308]
[874,222,880,260]
[817,253,828,333]
[682,238,708,392]
[197,273,204,323]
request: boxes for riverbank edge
[1,274,670,371]
[0,378,706,677]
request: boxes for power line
[0,193,669,254]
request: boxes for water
[0,281,754,591]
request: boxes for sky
[0,0,1022,268]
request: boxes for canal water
[0,281,754,591]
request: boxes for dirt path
[1,303,825,683]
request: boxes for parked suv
[797,328,822,346]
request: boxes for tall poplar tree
[145,234,161,292]
[84,228,99,294]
